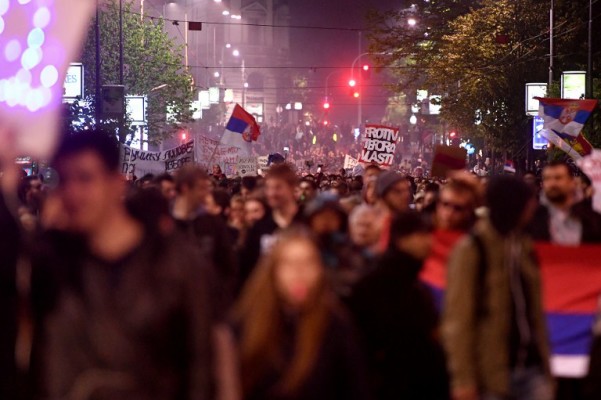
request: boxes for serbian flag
[421,240,601,378]
[220,104,261,155]
[536,98,597,160]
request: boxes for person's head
[389,211,434,260]
[298,178,317,203]
[244,195,268,226]
[234,228,331,395]
[414,191,426,212]
[376,171,411,213]
[423,182,440,209]
[265,163,297,210]
[435,180,478,231]
[126,187,173,235]
[304,194,347,236]
[153,173,176,202]
[241,176,258,199]
[349,204,383,248]
[486,176,537,236]
[136,173,155,189]
[542,161,575,206]
[174,165,212,210]
[212,164,223,176]
[362,179,378,205]
[18,175,43,210]
[51,131,123,234]
[522,171,538,188]
[229,194,245,225]
[364,164,381,182]
[205,188,230,219]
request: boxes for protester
[217,228,371,400]
[298,177,318,204]
[434,180,479,232]
[350,211,449,399]
[153,173,177,203]
[31,131,214,399]
[243,194,268,227]
[374,171,412,252]
[239,163,303,289]
[529,161,601,244]
[171,165,238,316]
[443,176,552,400]
[17,174,43,232]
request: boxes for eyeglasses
[440,200,470,213]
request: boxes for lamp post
[587,0,593,99]
[549,0,554,88]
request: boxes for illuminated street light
[232,49,240,57]
[348,79,357,87]
[407,18,417,27]
[231,14,241,20]
[213,0,222,2]
[243,82,249,88]
[225,43,231,48]
[222,10,230,16]
[214,71,220,78]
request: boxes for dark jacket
[529,200,601,243]
[174,212,238,315]
[234,309,371,400]
[348,249,449,400]
[31,232,214,400]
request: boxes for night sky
[288,0,405,125]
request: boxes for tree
[72,0,196,144]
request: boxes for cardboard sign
[120,141,194,176]
[358,125,399,168]
[257,156,269,171]
[344,154,359,170]
[194,135,243,169]
[431,145,467,178]
[237,156,257,177]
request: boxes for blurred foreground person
[217,228,371,400]
[349,212,449,400]
[443,176,552,400]
[32,132,213,400]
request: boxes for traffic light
[181,130,187,141]
[353,91,360,99]
[323,101,330,110]
[348,79,357,88]
[449,131,457,139]
[361,64,371,80]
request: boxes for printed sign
[577,149,601,214]
[257,156,269,171]
[63,63,84,98]
[237,156,258,177]
[358,124,400,168]
[120,140,194,176]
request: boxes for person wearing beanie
[349,211,450,399]
[443,176,552,400]
[373,171,412,252]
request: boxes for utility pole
[587,0,593,99]
[95,1,101,124]
[548,0,554,88]
[358,31,362,129]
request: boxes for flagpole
[207,104,235,168]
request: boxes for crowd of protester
[2,129,601,400]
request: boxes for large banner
[358,125,399,168]
[194,135,243,170]
[420,231,601,379]
[120,141,194,176]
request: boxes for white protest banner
[194,135,243,169]
[0,0,96,159]
[237,156,258,177]
[121,140,194,176]
[577,149,601,214]
[344,155,359,170]
[358,124,400,168]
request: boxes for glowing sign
[0,0,95,158]
[63,62,83,98]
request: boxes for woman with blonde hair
[215,228,371,400]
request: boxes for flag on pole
[536,98,597,160]
[220,104,261,155]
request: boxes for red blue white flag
[220,103,261,155]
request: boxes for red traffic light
[449,131,457,138]
[362,64,369,71]
[181,131,187,140]
[353,91,360,98]
[323,102,330,110]
[348,79,357,87]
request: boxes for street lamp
[232,49,240,57]
[407,17,417,27]
[410,114,417,125]
[222,10,230,16]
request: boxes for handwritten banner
[194,135,243,170]
[120,141,194,176]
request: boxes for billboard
[63,63,84,99]
[525,83,547,116]
[562,71,586,100]
[533,115,549,150]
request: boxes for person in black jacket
[349,211,449,400]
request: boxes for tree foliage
[368,0,601,155]
[72,0,195,144]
